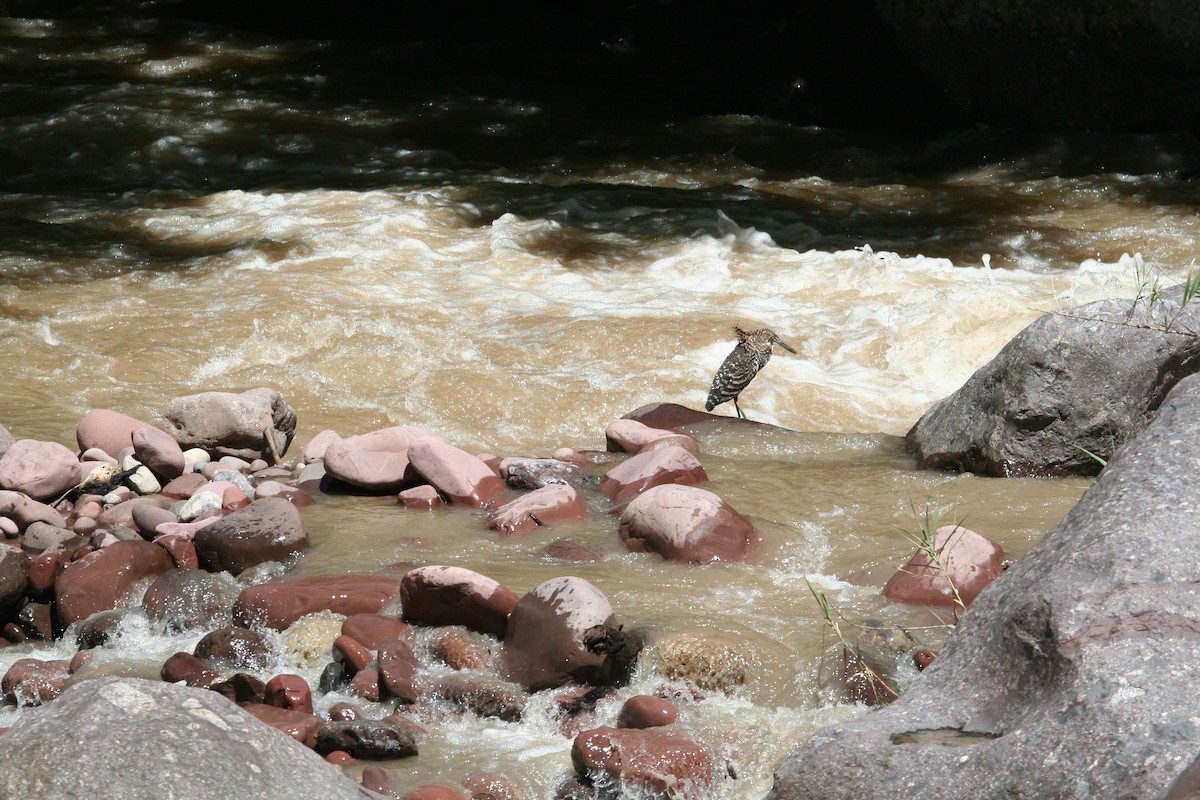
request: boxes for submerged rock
[770,371,1200,798]
[906,292,1200,476]
[571,726,713,798]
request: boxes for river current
[1,9,1198,799]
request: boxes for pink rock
[131,426,185,479]
[154,532,200,568]
[76,409,154,460]
[160,651,218,688]
[461,773,524,800]
[142,567,237,630]
[398,485,444,509]
[253,480,315,508]
[378,635,424,704]
[193,497,309,575]
[232,573,403,630]
[399,565,520,638]
[486,485,587,535]
[349,667,382,702]
[342,613,413,649]
[598,445,708,503]
[0,490,66,531]
[432,628,490,671]
[160,472,208,500]
[323,426,432,492]
[361,766,390,795]
[154,516,220,539]
[571,726,713,797]
[333,634,374,675]
[882,525,1006,608]
[618,484,759,563]
[553,448,589,468]
[0,440,81,501]
[300,429,343,464]
[264,673,314,715]
[497,576,619,692]
[407,436,506,507]
[0,547,29,617]
[54,539,175,626]
[404,784,469,800]
[605,419,700,455]
[618,695,679,729]
[241,702,324,749]
[1,658,72,706]
[159,387,296,462]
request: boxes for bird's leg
[734,398,745,419]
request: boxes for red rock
[160,472,209,500]
[623,402,720,431]
[194,626,272,670]
[598,445,708,503]
[193,497,309,575]
[241,702,324,748]
[132,426,186,479]
[462,773,524,800]
[436,674,525,722]
[882,525,1006,608]
[253,481,314,508]
[398,485,444,509]
[405,784,469,800]
[350,667,382,702]
[15,601,53,640]
[264,674,314,715]
[486,484,587,535]
[378,636,424,704]
[325,750,356,765]
[542,539,605,562]
[914,649,937,670]
[497,576,619,692]
[617,695,679,729]
[360,766,391,795]
[76,409,154,460]
[1,658,71,705]
[131,503,176,537]
[210,672,267,704]
[0,490,66,530]
[142,567,237,631]
[232,573,403,630]
[0,440,81,501]
[153,532,200,568]
[399,565,519,638]
[0,547,29,617]
[618,484,759,564]
[605,419,700,455]
[327,702,362,721]
[54,539,175,627]
[342,613,413,649]
[68,650,93,673]
[95,494,173,531]
[332,634,374,676]
[432,628,490,671]
[160,651,218,688]
[571,726,713,797]
[406,436,506,507]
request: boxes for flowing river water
[2,8,1200,799]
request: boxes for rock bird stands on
[706,325,797,420]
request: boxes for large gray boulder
[160,388,296,462]
[906,292,1200,476]
[0,676,378,799]
[770,371,1200,799]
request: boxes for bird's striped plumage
[705,325,796,419]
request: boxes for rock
[160,387,296,462]
[349,667,382,702]
[177,490,224,521]
[617,695,679,729]
[76,410,155,460]
[160,652,219,688]
[283,614,344,669]
[487,484,587,535]
[233,573,403,630]
[542,539,605,562]
[655,630,753,692]
[193,497,309,575]
[142,567,238,631]
[0,423,13,458]
[0,676,374,799]
[210,672,267,705]
[397,485,443,509]
[96,494,173,531]
[431,628,490,671]
[461,773,524,800]
[399,565,519,638]
[571,726,713,798]
[406,436,506,507]
[905,292,1200,476]
[333,634,374,676]
[497,576,625,692]
[0,439,80,501]
[618,484,759,563]
[378,635,424,704]
[360,766,390,796]
[193,626,273,670]
[240,702,324,749]
[254,480,314,508]
[131,426,186,479]
[1,658,71,705]
[598,445,708,503]
[55,539,175,627]
[323,426,430,492]
[300,429,342,463]
[161,471,209,500]
[0,490,66,530]
[0,546,29,617]
[768,371,1200,799]
[605,419,700,455]
[435,674,526,722]
[131,503,177,538]
[405,785,468,800]
[20,520,79,553]
[882,524,1006,608]
[501,458,595,491]
[75,608,128,649]
[315,720,419,760]
[623,403,724,431]
[341,613,413,649]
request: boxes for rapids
[1,8,1198,799]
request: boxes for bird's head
[734,324,797,355]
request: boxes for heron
[705,324,797,420]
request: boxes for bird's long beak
[775,338,798,354]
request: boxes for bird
[705,324,797,420]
